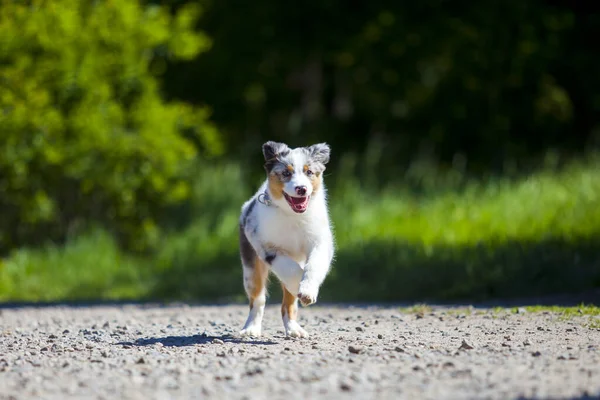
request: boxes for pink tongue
[291,196,307,205]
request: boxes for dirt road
[0,302,599,400]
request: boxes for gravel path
[1,302,599,400]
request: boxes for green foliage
[0,0,221,251]
[151,161,249,301]
[0,228,151,301]
[2,157,600,303]
[165,1,600,177]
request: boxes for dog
[238,141,335,338]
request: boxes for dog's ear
[262,141,290,173]
[262,141,289,162]
[307,143,331,165]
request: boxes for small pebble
[459,340,474,350]
[340,382,352,391]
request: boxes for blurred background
[1,0,599,304]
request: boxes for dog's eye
[306,169,313,176]
[282,170,292,177]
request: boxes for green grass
[0,229,153,302]
[588,320,600,329]
[521,304,600,316]
[395,304,600,329]
[521,304,600,329]
[1,156,600,303]
[399,304,434,315]
[520,304,600,329]
[332,157,600,248]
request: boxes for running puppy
[238,141,335,338]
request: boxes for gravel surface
[1,302,599,400]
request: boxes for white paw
[297,283,318,307]
[285,320,309,338]
[239,324,262,338]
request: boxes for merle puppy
[238,141,335,338]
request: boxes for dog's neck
[257,190,273,207]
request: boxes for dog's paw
[239,324,262,338]
[297,284,318,307]
[284,320,309,338]
[298,293,316,307]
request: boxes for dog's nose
[295,186,307,196]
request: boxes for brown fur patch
[268,174,284,199]
[287,164,294,173]
[309,171,322,194]
[281,284,297,321]
[239,224,256,267]
[303,164,322,194]
[248,255,268,309]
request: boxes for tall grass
[333,157,600,247]
[1,155,599,303]
[0,229,151,302]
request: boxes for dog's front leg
[266,253,304,295]
[266,254,310,338]
[297,238,334,307]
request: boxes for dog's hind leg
[281,283,308,338]
[239,226,268,338]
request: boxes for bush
[0,0,221,252]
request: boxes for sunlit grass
[399,303,434,315]
[0,229,152,302]
[588,320,600,329]
[520,304,600,329]
[332,156,600,248]
[522,304,600,316]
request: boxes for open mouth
[283,193,310,213]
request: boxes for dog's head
[262,141,331,214]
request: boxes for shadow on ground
[117,333,276,347]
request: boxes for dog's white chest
[257,208,314,262]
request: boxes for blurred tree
[163,0,600,185]
[0,0,221,252]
